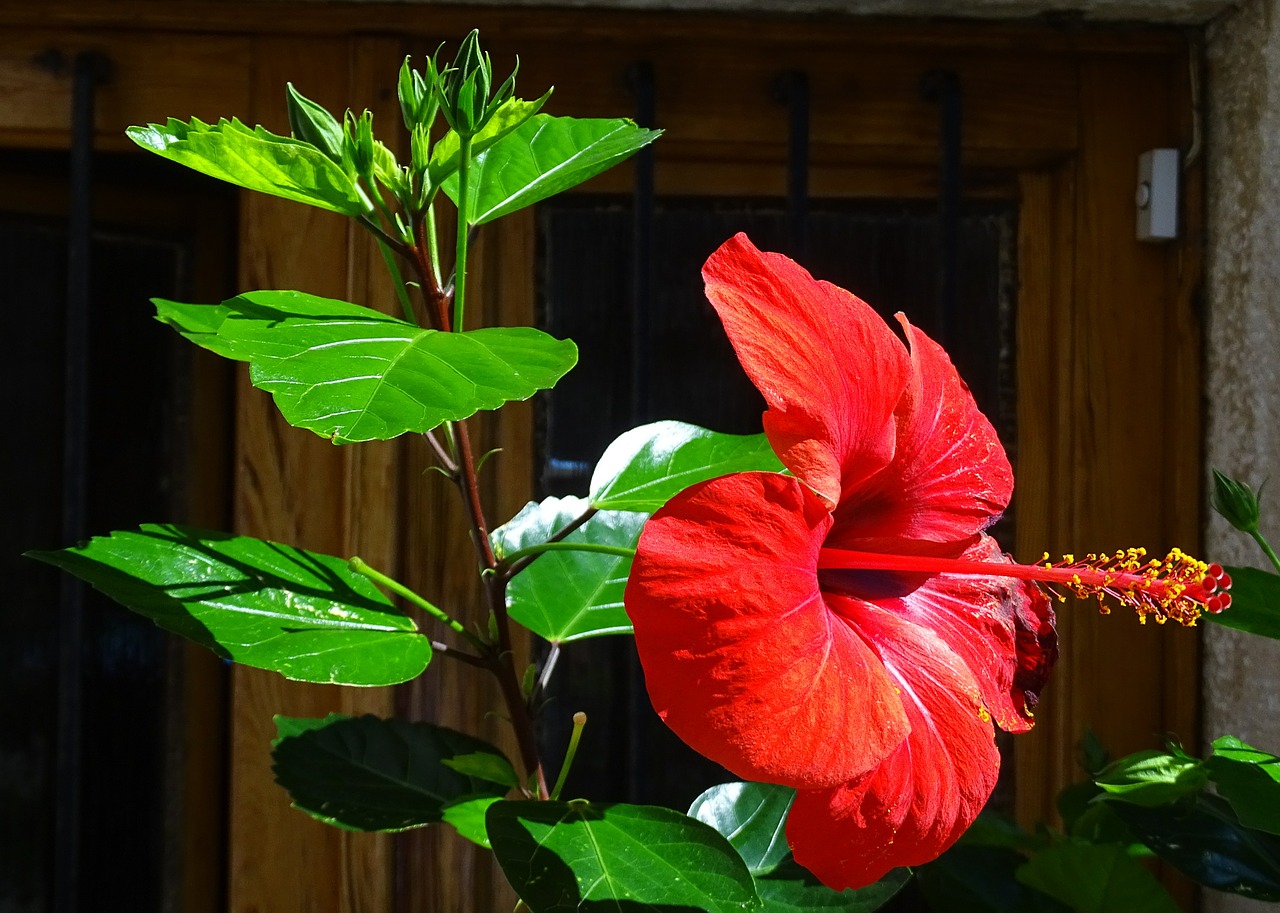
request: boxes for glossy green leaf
[154,290,577,443]
[126,117,371,216]
[1093,749,1208,806]
[590,421,785,513]
[918,845,1068,913]
[1108,796,1280,900]
[1207,738,1280,836]
[492,497,642,641]
[427,92,552,187]
[1204,566,1280,640]
[688,782,903,913]
[487,799,762,913]
[1016,840,1180,913]
[443,114,661,224]
[27,524,430,685]
[272,714,510,833]
[689,782,795,875]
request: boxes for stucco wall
[1205,0,1280,909]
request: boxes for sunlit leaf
[127,116,370,215]
[1208,738,1280,836]
[443,114,660,224]
[1093,749,1208,806]
[488,799,762,913]
[272,714,510,832]
[492,496,642,641]
[590,421,784,513]
[154,290,577,443]
[28,524,430,686]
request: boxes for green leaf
[1204,566,1280,640]
[155,290,577,443]
[441,751,520,788]
[272,714,511,833]
[1108,796,1280,900]
[590,421,785,513]
[1016,840,1181,913]
[689,782,795,875]
[427,92,552,188]
[28,524,430,686]
[688,782,903,913]
[1093,749,1209,806]
[126,116,371,216]
[1207,738,1280,836]
[918,845,1068,913]
[443,114,661,225]
[487,799,762,913]
[443,795,503,848]
[492,497,642,641]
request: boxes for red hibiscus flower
[624,233,1226,889]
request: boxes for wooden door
[0,7,1200,911]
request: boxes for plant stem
[550,712,587,801]
[452,134,472,332]
[376,238,418,325]
[349,556,487,651]
[1252,530,1280,577]
[506,506,599,579]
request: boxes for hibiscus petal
[625,471,910,788]
[879,536,1049,734]
[830,315,1012,550]
[786,599,1001,890]
[702,233,910,509]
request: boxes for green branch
[348,556,486,651]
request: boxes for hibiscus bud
[342,109,376,181]
[1212,469,1262,534]
[285,82,344,162]
[397,56,439,132]
[434,29,515,139]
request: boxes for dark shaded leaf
[28,524,429,686]
[1016,840,1180,913]
[272,714,511,833]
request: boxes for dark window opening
[535,195,1017,812]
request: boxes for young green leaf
[487,800,763,913]
[272,714,512,833]
[590,421,785,513]
[28,525,430,686]
[442,114,661,224]
[127,116,371,216]
[1093,749,1209,807]
[492,497,642,641]
[155,290,578,443]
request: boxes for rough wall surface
[1205,0,1280,909]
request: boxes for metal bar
[921,69,963,341]
[55,49,111,913]
[625,59,655,803]
[774,70,810,261]
[626,60,655,426]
